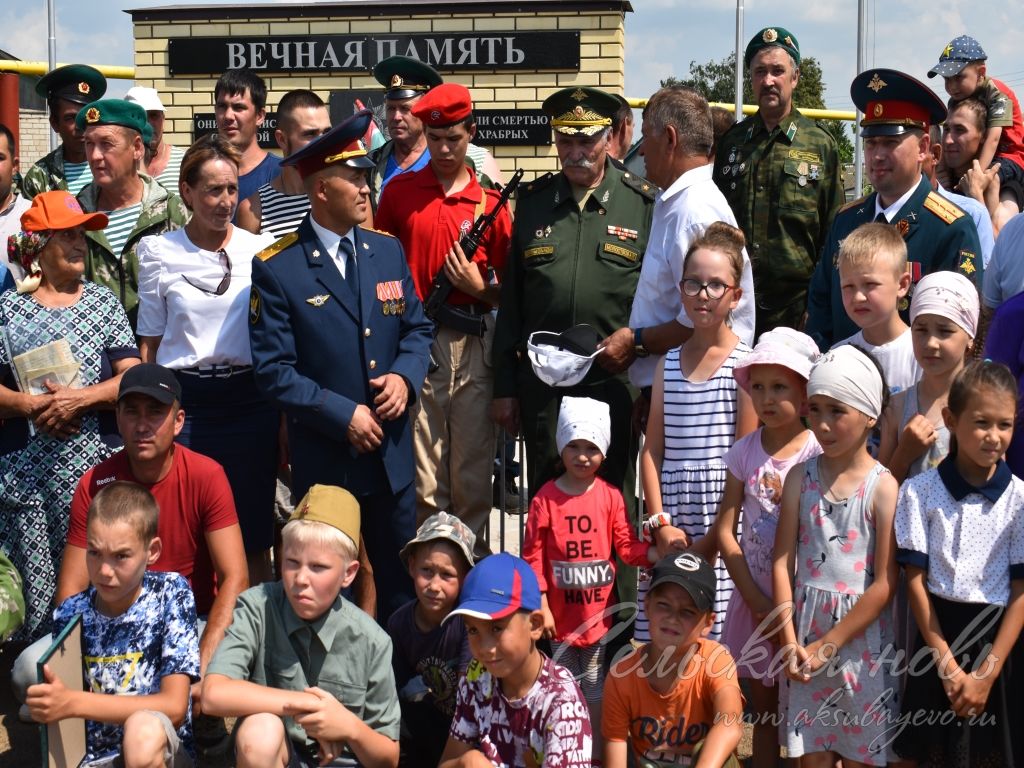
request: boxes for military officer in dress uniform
[492,86,656,504]
[713,27,845,336]
[22,64,106,198]
[248,109,433,618]
[805,69,983,351]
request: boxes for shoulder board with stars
[359,225,397,238]
[839,195,869,214]
[519,172,556,198]
[256,231,298,262]
[923,192,966,224]
[620,170,658,200]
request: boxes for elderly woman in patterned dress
[0,190,140,640]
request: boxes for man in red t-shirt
[56,364,247,705]
[375,84,512,555]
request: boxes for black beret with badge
[744,26,801,69]
[373,55,443,100]
[851,68,947,138]
[542,87,619,136]
[74,98,154,145]
[282,108,376,178]
[35,63,106,106]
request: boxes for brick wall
[18,109,51,168]
[132,7,626,178]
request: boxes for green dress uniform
[713,109,844,334]
[805,174,982,351]
[492,157,655,499]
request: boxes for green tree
[662,53,854,163]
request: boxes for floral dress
[781,459,897,766]
[0,283,138,639]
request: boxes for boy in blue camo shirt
[27,481,200,767]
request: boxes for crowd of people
[1,20,1024,768]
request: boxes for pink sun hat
[734,327,821,393]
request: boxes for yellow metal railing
[627,97,857,122]
[0,60,135,80]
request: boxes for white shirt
[0,193,32,284]
[136,226,274,368]
[896,459,1024,606]
[982,211,1024,309]
[309,215,356,280]
[833,328,921,395]
[873,183,918,222]
[628,164,756,388]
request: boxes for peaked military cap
[852,69,946,138]
[373,55,443,100]
[542,87,618,136]
[282,108,375,178]
[75,99,154,145]
[744,26,801,68]
[35,64,106,106]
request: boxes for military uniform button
[369,360,377,370]
[364,328,372,337]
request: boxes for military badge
[305,294,330,307]
[873,103,884,117]
[763,28,778,43]
[312,248,321,259]
[78,81,90,95]
[391,74,404,88]
[85,107,100,124]
[377,280,403,316]
[867,73,887,93]
[249,289,261,325]
[809,165,819,181]
[797,161,809,175]
[784,35,794,47]
[897,219,910,237]
[607,225,638,241]
[570,88,588,102]
[600,190,610,203]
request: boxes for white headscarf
[808,346,884,419]
[556,396,611,455]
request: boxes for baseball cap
[927,35,988,79]
[648,552,717,613]
[117,363,182,405]
[527,324,602,387]
[733,327,820,394]
[20,191,108,234]
[290,484,361,547]
[125,86,166,113]
[447,552,541,621]
[399,511,476,569]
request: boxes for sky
[4,0,1024,115]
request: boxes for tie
[874,212,888,223]
[340,238,358,293]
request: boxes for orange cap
[21,191,108,233]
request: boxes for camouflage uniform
[21,146,74,198]
[77,174,189,329]
[714,109,844,334]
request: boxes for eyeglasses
[182,249,232,296]
[681,279,735,299]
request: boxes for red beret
[412,83,473,127]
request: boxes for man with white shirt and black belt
[601,86,756,428]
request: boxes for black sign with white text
[193,112,279,150]
[472,109,550,146]
[168,32,580,75]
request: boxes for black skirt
[893,595,1020,768]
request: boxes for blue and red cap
[447,552,541,621]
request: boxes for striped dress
[635,340,751,642]
[257,183,310,239]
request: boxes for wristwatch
[633,328,649,358]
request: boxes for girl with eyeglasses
[635,221,758,643]
[136,133,279,585]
